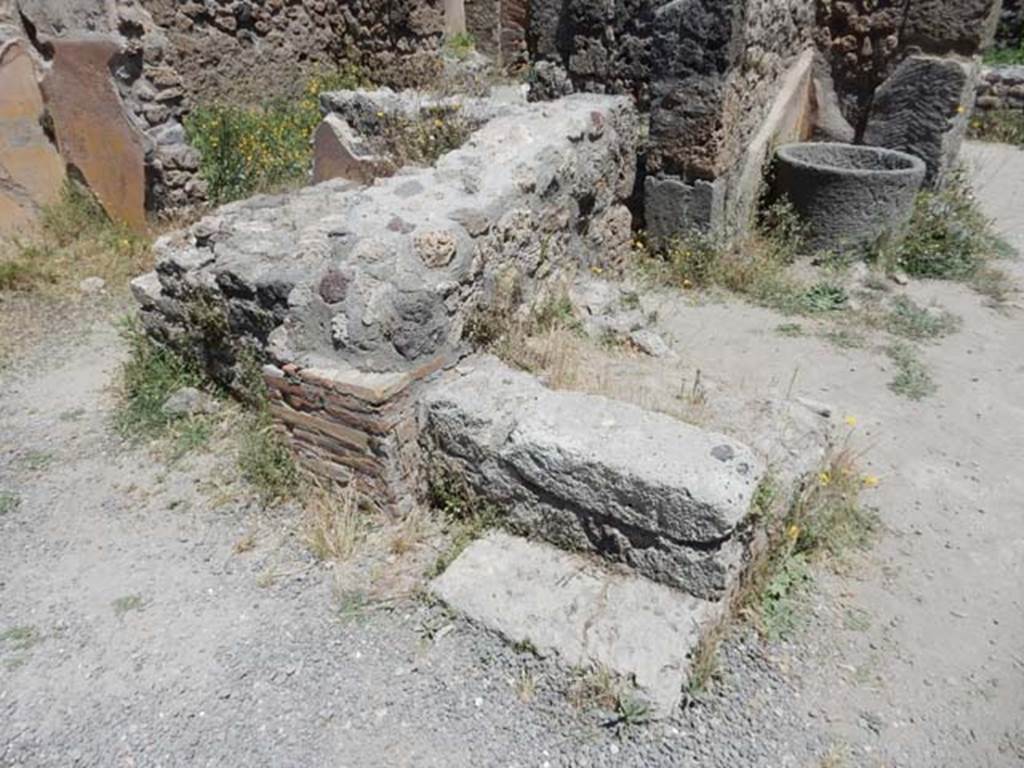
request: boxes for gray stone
[644,175,726,246]
[773,142,926,253]
[420,356,765,600]
[78,276,106,294]
[161,387,221,418]
[903,0,1002,56]
[863,55,979,186]
[431,531,726,718]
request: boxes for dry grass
[302,484,366,562]
[0,181,152,295]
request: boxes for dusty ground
[1,142,1022,767]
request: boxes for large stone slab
[903,0,1002,56]
[431,531,726,717]
[863,54,978,186]
[43,37,147,231]
[421,355,765,600]
[0,39,65,235]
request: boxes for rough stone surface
[863,55,979,186]
[644,176,725,244]
[311,115,395,186]
[773,142,925,253]
[975,65,1024,114]
[42,37,147,231]
[420,355,765,600]
[138,94,638,380]
[161,386,220,417]
[431,531,726,716]
[902,0,1002,56]
[0,38,65,235]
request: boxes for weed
[233,530,258,554]
[843,606,872,632]
[759,552,813,640]
[337,589,369,620]
[614,695,654,727]
[446,31,476,60]
[19,450,53,471]
[984,41,1024,67]
[1,625,40,651]
[749,437,879,640]
[968,109,1024,146]
[887,171,1011,281]
[512,667,537,703]
[428,466,500,576]
[886,342,938,400]
[0,180,151,294]
[569,664,621,711]
[799,281,848,313]
[114,319,203,440]
[59,408,86,422]
[775,322,803,337]
[303,484,365,562]
[0,491,20,515]
[883,295,960,341]
[237,413,300,502]
[186,65,370,202]
[380,106,477,168]
[169,417,214,459]
[823,328,866,349]
[111,594,145,618]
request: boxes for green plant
[111,594,145,618]
[884,295,961,341]
[428,466,500,576]
[114,319,203,440]
[0,491,20,515]
[799,281,848,313]
[886,342,938,400]
[0,625,40,651]
[889,171,1010,280]
[969,109,1024,146]
[381,106,477,167]
[759,552,813,640]
[984,42,1024,67]
[446,31,476,60]
[0,180,150,294]
[237,413,300,502]
[186,65,370,202]
[775,323,803,337]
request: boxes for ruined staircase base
[430,531,728,717]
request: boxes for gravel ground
[1,143,1022,767]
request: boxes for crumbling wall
[976,65,1024,113]
[138,0,445,107]
[133,95,638,501]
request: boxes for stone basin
[774,142,926,253]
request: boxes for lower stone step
[430,530,727,718]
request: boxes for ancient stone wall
[138,0,445,108]
[133,95,638,501]
[976,65,1024,112]
[465,0,528,67]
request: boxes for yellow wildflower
[862,475,880,488]
[819,471,831,487]
[844,415,857,428]
[787,524,800,541]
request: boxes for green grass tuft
[114,319,203,441]
[0,491,19,515]
[885,342,938,400]
[884,295,961,341]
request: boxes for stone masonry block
[420,355,765,600]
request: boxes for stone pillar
[859,0,1002,187]
[445,0,467,35]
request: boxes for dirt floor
[1,142,1022,767]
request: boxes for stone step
[421,355,767,601]
[430,531,727,718]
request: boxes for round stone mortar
[773,142,926,253]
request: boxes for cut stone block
[312,114,395,185]
[431,531,726,717]
[863,55,978,186]
[421,355,765,600]
[0,39,65,235]
[43,37,146,231]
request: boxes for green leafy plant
[885,342,938,401]
[883,295,961,341]
[889,171,1010,280]
[186,65,369,203]
[446,31,476,61]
